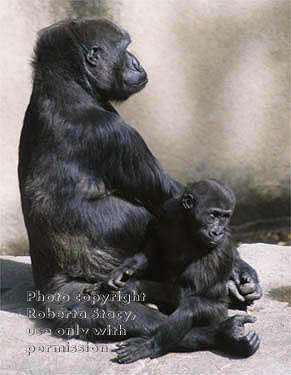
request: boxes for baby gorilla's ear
[181,191,196,210]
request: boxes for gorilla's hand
[107,252,148,290]
[107,265,135,290]
[227,258,262,306]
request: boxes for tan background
[0,0,290,254]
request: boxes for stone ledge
[0,243,290,375]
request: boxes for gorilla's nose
[126,52,143,72]
[132,56,143,72]
[210,230,223,239]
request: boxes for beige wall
[0,0,289,254]
[0,1,52,254]
[118,0,290,186]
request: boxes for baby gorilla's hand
[228,259,263,306]
[107,252,148,290]
[107,265,136,290]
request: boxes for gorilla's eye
[91,46,103,57]
[208,214,216,221]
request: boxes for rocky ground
[0,243,290,375]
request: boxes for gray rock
[0,243,290,375]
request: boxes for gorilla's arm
[91,113,182,212]
[109,249,263,308]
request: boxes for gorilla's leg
[43,276,168,340]
[115,315,260,363]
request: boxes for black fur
[18,18,262,359]
[110,179,260,362]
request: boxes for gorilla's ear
[181,192,196,210]
[86,46,102,66]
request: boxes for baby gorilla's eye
[208,213,216,222]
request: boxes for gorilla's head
[34,18,148,102]
[181,179,235,248]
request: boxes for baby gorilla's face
[194,207,232,248]
[181,180,235,249]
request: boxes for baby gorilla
[107,179,260,363]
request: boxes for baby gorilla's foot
[217,315,260,357]
[114,337,161,364]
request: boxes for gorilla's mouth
[133,78,148,88]
[198,230,225,247]
[123,78,148,93]
[210,232,224,242]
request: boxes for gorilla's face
[36,18,148,102]
[116,50,148,100]
[71,18,148,101]
[181,179,235,250]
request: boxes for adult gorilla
[19,18,261,348]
